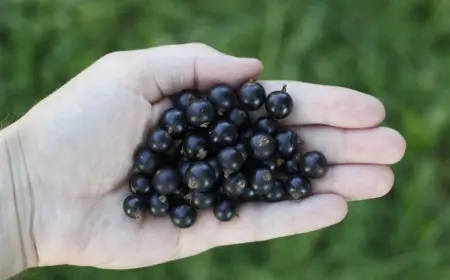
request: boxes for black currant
[298,151,328,179]
[282,153,302,175]
[129,173,152,195]
[224,172,248,197]
[239,128,255,146]
[170,204,197,228]
[148,128,173,153]
[152,167,180,195]
[182,133,211,161]
[240,187,262,202]
[259,158,278,172]
[123,195,147,220]
[185,161,216,191]
[172,90,199,110]
[148,193,170,216]
[208,119,238,147]
[235,142,249,162]
[134,147,158,175]
[214,197,238,222]
[186,99,216,128]
[251,167,275,194]
[286,175,311,200]
[159,108,188,138]
[186,190,216,209]
[265,85,293,119]
[208,84,236,114]
[264,179,285,202]
[217,147,244,176]
[255,116,278,135]
[227,107,250,130]
[237,81,266,111]
[249,132,276,160]
[275,128,300,158]
[206,158,223,182]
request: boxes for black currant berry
[123,195,147,220]
[152,167,180,195]
[298,151,328,179]
[186,99,216,128]
[227,107,250,130]
[214,197,238,222]
[286,175,311,200]
[208,84,236,114]
[129,173,152,195]
[282,153,302,175]
[265,85,293,119]
[249,132,277,160]
[172,90,199,110]
[148,193,170,216]
[159,108,188,138]
[235,142,249,162]
[134,147,158,175]
[260,158,278,172]
[217,147,244,175]
[182,133,211,161]
[224,172,248,197]
[251,167,275,194]
[148,128,173,153]
[206,158,223,182]
[255,116,278,135]
[170,204,197,228]
[264,179,285,202]
[275,128,300,158]
[237,81,266,111]
[240,187,261,202]
[185,161,216,191]
[186,190,216,209]
[239,128,255,145]
[208,119,238,147]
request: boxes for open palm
[15,43,405,269]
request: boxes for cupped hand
[15,43,406,269]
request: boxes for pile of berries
[123,81,328,228]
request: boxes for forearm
[0,124,37,279]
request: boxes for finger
[294,126,406,164]
[258,80,386,128]
[96,43,263,103]
[312,165,394,201]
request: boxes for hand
[12,43,406,269]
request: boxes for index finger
[259,81,386,128]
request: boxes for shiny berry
[298,151,328,179]
[251,167,275,194]
[170,204,197,228]
[134,147,158,175]
[237,81,266,111]
[186,190,216,209]
[208,84,236,114]
[249,132,276,160]
[224,172,248,197]
[186,99,216,128]
[265,85,293,119]
[264,179,285,202]
[275,128,300,158]
[148,193,170,216]
[260,158,278,172]
[152,167,180,195]
[240,188,261,202]
[123,195,147,220]
[185,161,216,191]
[214,197,237,222]
[217,147,244,175]
[286,175,311,200]
[206,158,223,182]
[255,117,278,135]
[159,108,188,138]
[182,133,211,161]
[148,128,173,153]
[282,153,302,175]
[208,119,238,147]
[227,107,250,130]
[235,142,249,162]
[172,90,199,110]
[129,173,152,195]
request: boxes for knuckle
[184,42,212,51]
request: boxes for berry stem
[281,84,287,92]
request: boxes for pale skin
[0,43,406,279]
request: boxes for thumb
[95,43,264,103]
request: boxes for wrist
[0,123,38,279]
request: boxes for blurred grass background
[2,0,450,279]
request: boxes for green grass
[2,0,450,279]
